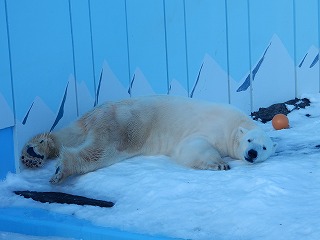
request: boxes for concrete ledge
[0,207,175,240]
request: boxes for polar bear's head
[235,127,277,163]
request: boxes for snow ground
[1,94,320,240]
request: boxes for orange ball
[272,114,289,130]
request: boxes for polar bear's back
[78,95,255,135]
[92,95,255,133]
[130,95,254,128]
[72,95,256,155]
[125,95,257,155]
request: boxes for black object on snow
[14,190,114,208]
[251,98,311,123]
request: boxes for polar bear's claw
[211,161,230,171]
[193,160,230,171]
[219,164,230,170]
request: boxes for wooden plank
[226,0,252,114]
[126,0,168,96]
[89,0,130,102]
[249,0,295,110]
[295,0,319,96]
[6,0,76,120]
[69,0,95,114]
[164,0,188,96]
[184,0,229,103]
[0,0,14,129]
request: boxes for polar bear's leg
[49,132,129,184]
[50,146,129,184]
[173,136,230,171]
[49,150,101,184]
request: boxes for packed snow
[1,94,320,240]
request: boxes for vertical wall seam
[318,0,320,92]
[182,0,190,96]
[162,0,170,94]
[247,0,253,113]
[292,0,298,98]
[224,0,231,104]
[68,0,79,117]
[4,0,19,172]
[4,0,16,123]
[87,0,97,105]
[124,0,132,97]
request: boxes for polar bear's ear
[238,127,248,136]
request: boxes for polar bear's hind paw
[50,166,64,184]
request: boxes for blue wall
[0,127,15,179]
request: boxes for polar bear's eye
[248,139,252,143]
[263,146,267,150]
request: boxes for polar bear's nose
[248,149,257,160]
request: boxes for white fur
[20,95,277,184]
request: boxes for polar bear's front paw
[192,160,230,171]
[209,161,230,171]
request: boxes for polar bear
[20,95,277,184]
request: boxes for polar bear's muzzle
[245,149,258,163]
